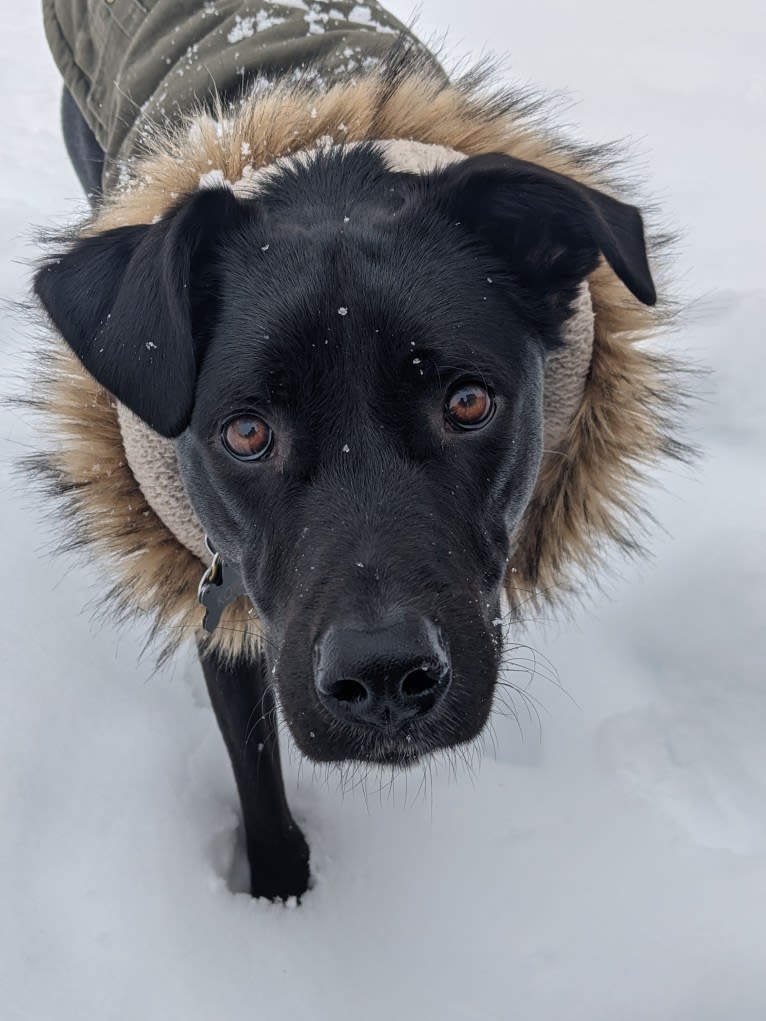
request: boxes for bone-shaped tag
[198,555,245,634]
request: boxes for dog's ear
[434,153,656,311]
[34,187,243,437]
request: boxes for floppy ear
[34,187,243,437]
[434,153,656,313]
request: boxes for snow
[349,4,374,23]
[228,13,288,44]
[349,3,396,32]
[1,3,765,1020]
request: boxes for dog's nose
[313,617,451,729]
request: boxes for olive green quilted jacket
[43,0,440,189]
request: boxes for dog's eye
[222,415,274,461]
[445,382,495,430]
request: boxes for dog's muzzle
[313,616,451,731]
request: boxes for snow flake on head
[338,307,349,317]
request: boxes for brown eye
[445,382,494,430]
[222,415,274,461]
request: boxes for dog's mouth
[357,737,423,768]
[309,726,434,767]
[338,720,439,766]
[374,749,419,767]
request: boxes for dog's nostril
[400,667,440,697]
[328,678,369,705]
[314,617,451,729]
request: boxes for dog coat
[35,3,684,662]
[43,0,444,191]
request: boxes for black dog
[28,0,673,906]
[34,131,656,897]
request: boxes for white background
[1,2,764,1019]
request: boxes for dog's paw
[248,828,311,903]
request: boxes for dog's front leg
[197,643,310,901]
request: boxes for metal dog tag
[197,546,246,634]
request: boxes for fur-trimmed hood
[30,55,684,662]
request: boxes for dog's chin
[356,741,425,769]
[289,726,425,767]
[313,745,427,769]
[288,716,483,768]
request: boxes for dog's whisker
[500,659,562,694]
[495,681,547,735]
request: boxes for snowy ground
[1,3,764,1019]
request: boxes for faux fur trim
[30,55,688,662]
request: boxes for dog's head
[35,146,655,765]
